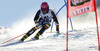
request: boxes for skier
[21,2,59,42]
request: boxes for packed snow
[0,26,66,51]
[0,26,100,51]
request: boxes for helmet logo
[43,5,46,8]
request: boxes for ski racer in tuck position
[21,2,60,42]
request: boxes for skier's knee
[44,23,51,29]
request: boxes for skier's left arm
[51,11,59,34]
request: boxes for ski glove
[56,25,59,34]
[34,20,40,26]
[35,20,38,24]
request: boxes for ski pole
[2,33,26,44]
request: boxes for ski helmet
[41,2,49,11]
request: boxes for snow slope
[0,26,100,51]
[0,37,66,51]
[68,27,99,51]
[0,27,66,51]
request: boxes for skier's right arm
[51,10,60,34]
[34,10,41,24]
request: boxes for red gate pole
[94,0,100,51]
[67,0,69,51]
[2,33,26,44]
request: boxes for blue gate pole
[50,4,66,32]
[51,0,74,32]
[64,0,73,30]
[69,18,73,30]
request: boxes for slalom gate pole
[64,0,69,50]
[51,3,66,32]
[51,0,74,32]
[64,0,73,31]
[69,18,73,30]
[2,33,26,44]
[94,0,100,51]
[66,0,69,51]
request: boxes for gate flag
[68,0,95,17]
[67,0,100,51]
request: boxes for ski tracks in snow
[0,33,66,51]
